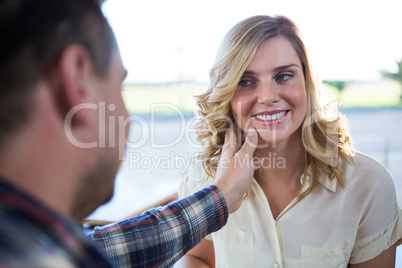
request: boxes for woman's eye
[239,79,252,86]
[277,74,292,81]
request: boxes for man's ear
[55,44,95,125]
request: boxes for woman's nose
[257,81,280,105]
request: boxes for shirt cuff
[176,185,228,244]
[350,206,402,264]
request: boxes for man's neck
[0,86,80,220]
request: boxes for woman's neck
[254,131,305,186]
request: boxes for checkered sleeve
[89,185,228,268]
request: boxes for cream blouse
[178,152,402,268]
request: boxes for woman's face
[230,36,307,146]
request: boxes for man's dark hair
[0,0,117,147]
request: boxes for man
[0,0,260,267]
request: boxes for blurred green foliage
[323,80,347,94]
[380,58,402,99]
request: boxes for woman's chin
[256,132,286,147]
[256,138,283,149]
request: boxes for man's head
[0,0,116,148]
[0,0,129,220]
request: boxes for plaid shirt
[0,178,228,267]
[90,185,228,267]
[0,179,111,267]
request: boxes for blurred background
[102,0,402,111]
[91,0,402,263]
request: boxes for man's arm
[90,185,227,268]
[90,127,260,267]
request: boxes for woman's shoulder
[346,151,391,178]
[343,151,394,194]
[178,161,213,197]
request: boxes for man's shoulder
[0,209,71,266]
[0,205,111,267]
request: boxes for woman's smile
[253,110,289,126]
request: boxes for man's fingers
[239,128,262,169]
[222,127,259,165]
[239,128,258,155]
[222,126,239,153]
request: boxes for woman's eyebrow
[242,70,257,76]
[272,64,299,73]
[242,64,299,76]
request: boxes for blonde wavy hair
[195,15,354,197]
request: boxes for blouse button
[273,263,280,268]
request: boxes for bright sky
[102,0,402,84]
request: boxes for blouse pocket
[301,246,351,268]
[212,226,254,268]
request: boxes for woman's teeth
[255,111,286,121]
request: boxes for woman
[175,15,402,267]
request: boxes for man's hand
[213,127,261,214]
